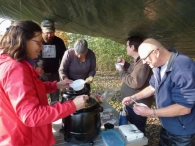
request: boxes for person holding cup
[116,36,153,133]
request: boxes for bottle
[119,105,128,126]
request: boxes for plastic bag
[97,88,118,102]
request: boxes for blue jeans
[159,128,195,146]
[126,106,147,133]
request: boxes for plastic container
[101,130,125,146]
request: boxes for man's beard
[45,37,54,43]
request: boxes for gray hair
[74,39,88,54]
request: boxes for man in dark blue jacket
[122,38,195,145]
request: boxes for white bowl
[69,79,86,91]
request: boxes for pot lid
[63,86,88,95]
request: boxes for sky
[0,18,11,35]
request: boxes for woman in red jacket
[0,20,88,146]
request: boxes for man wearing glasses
[35,20,66,103]
[122,38,195,145]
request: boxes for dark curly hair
[0,20,42,61]
[127,36,144,52]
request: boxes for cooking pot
[62,97,103,144]
[69,79,86,91]
[61,85,90,103]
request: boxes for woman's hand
[73,95,89,110]
[56,78,73,89]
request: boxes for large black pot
[61,86,90,102]
[61,88,103,144]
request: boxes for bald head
[138,38,162,59]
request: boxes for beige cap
[41,20,55,33]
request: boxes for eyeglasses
[142,50,155,61]
[31,40,43,47]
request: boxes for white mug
[115,63,121,69]
[115,63,124,69]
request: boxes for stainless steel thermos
[119,104,128,126]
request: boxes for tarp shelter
[1,0,195,57]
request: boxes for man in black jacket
[36,20,66,102]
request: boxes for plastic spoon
[130,98,140,106]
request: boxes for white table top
[52,102,148,146]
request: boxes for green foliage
[67,33,131,71]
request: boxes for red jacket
[0,54,76,146]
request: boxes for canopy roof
[1,0,195,57]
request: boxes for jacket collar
[152,49,178,84]
[134,56,140,63]
[166,49,178,72]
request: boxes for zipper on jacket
[178,116,186,129]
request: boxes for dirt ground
[91,71,161,146]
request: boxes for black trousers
[159,127,195,146]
